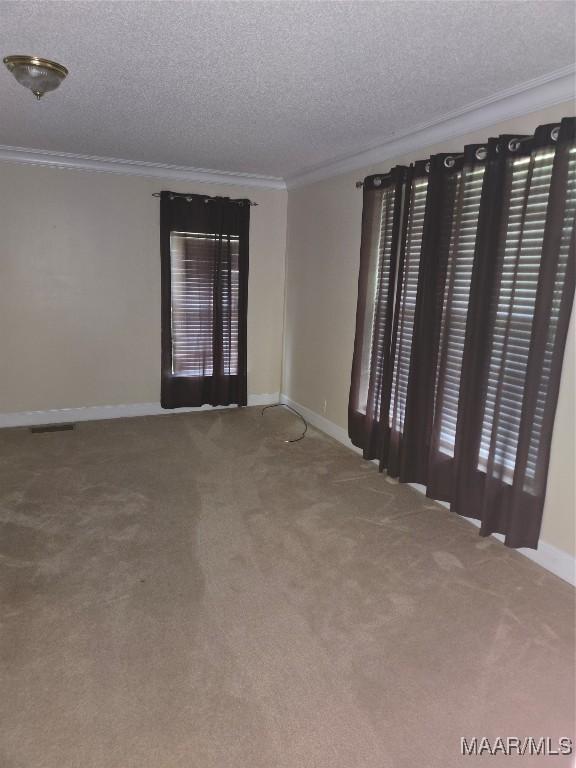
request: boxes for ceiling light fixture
[3,55,68,100]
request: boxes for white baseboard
[0,393,279,429]
[280,394,359,452]
[280,395,575,587]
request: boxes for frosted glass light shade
[3,55,68,99]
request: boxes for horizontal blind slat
[170,232,240,377]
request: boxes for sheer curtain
[349,117,575,548]
[160,192,250,408]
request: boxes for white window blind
[435,166,486,455]
[478,150,557,485]
[170,231,240,377]
[389,177,428,432]
[358,185,397,416]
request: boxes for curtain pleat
[400,154,458,484]
[348,117,575,549]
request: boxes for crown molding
[286,66,576,189]
[0,66,573,192]
[0,145,287,190]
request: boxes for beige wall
[0,105,573,556]
[0,163,287,411]
[283,101,576,557]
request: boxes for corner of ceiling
[284,65,576,190]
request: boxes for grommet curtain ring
[475,146,488,161]
[551,126,560,142]
[508,138,521,152]
[444,156,456,168]
[425,161,431,173]
[373,177,382,187]
[154,192,257,206]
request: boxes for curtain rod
[152,192,258,206]
[354,126,561,187]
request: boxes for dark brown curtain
[160,191,249,408]
[348,167,408,459]
[452,119,576,547]
[349,117,575,549]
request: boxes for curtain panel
[349,166,409,459]
[348,117,575,549]
[160,192,250,409]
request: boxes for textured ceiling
[0,1,574,180]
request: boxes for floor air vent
[30,423,75,434]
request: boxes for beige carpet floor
[0,406,574,768]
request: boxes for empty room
[0,1,574,766]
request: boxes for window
[160,192,249,409]
[478,146,576,488]
[358,184,398,415]
[170,231,240,378]
[434,165,485,456]
[389,175,428,433]
[349,118,575,548]
[524,146,576,493]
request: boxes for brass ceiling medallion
[3,55,68,99]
